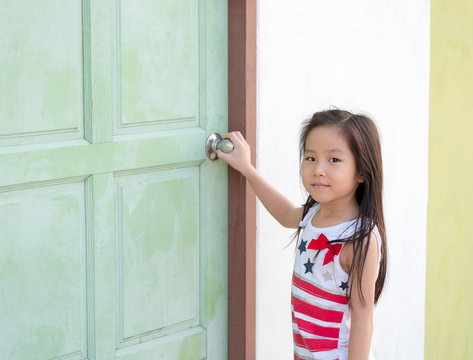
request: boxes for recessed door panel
[0,1,83,146]
[0,181,89,359]
[119,0,199,127]
[116,168,200,343]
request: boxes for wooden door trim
[228,0,257,359]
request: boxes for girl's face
[301,125,363,209]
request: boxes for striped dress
[292,204,381,360]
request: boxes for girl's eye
[329,158,340,163]
[305,157,315,162]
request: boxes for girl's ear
[358,173,364,183]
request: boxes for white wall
[256,1,430,359]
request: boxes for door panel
[119,0,199,125]
[117,168,200,342]
[0,181,89,359]
[0,1,83,146]
[0,0,228,359]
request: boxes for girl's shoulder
[300,204,381,250]
[298,203,320,228]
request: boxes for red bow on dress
[307,233,342,265]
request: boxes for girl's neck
[313,201,359,228]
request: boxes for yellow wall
[426,1,473,358]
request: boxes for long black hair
[295,109,387,305]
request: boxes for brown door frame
[228,0,257,359]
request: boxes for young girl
[216,109,387,360]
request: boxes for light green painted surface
[0,0,228,359]
[426,0,473,358]
[0,183,87,358]
[0,1,83,146]
[118,169,200,340]
[120,0,199,124]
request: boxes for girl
[217,109,387,360]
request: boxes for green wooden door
[0,1,228,359]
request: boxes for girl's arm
[216,131,303,229]
[347,232,379,360]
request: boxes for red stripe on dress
[292,273,348,305]
[293,314,340,338]
[292,295,344,323]
[293,332,306,348]
[293,332,338,352]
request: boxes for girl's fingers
[216,150,238,168]
[215,149,228,161]
[223,131,248,147]
[215,131,252,176]
[223,131,239,142]
[222,132,241,149]
[220,131,250,158]
[235,131,245,142]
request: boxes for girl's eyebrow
[327,148,343,154]
[304,148,344,154]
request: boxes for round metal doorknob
[206,132,234,160]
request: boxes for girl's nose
[312,163,325,176]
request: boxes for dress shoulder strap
[298,203,320,228]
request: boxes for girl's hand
[215,131,254,177]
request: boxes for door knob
[206,132,234,160]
